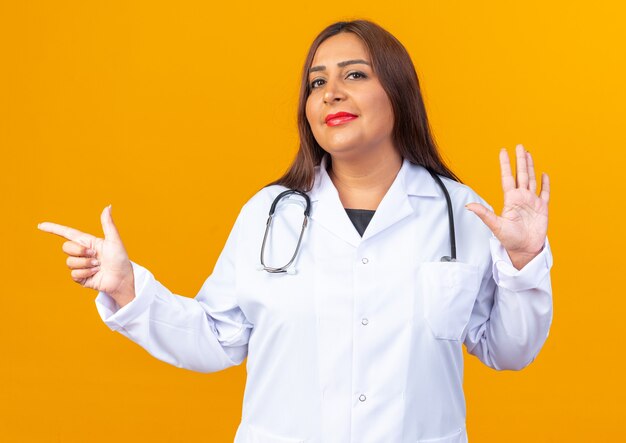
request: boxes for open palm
[467,144,550,269]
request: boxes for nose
[323,78,346,104]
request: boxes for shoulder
[440,176,493,212]
[431,174,496,265]
[239,184,291,218]
[404,161,492,211]
[239,164,323,217]
[437,176,493,229]
[223,185,291,250]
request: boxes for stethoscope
[260,169,456,274]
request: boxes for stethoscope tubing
[260,190,311,273]
[426,169,457,262]
[260,168,456,273]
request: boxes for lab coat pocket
[417,426,466,442]
[244,424,307,443]
[418,261,480,341]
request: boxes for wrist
[507,247,543,270]
[110,272,136,308]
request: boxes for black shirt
[345,208,376,237]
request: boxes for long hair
[268,20,460,191]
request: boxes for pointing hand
[38,205,136,307]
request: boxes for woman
[39,20,552,443]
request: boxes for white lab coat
[96,156,553,443]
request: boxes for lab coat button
[359,394,367,402]
[361,318,369,326]
[361,258,369,264]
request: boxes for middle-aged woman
[39,20,552,443]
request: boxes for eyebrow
[309,59,371,73]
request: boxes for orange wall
[2,1,625,441]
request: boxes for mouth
[325,112,358,126]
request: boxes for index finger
[37,222,94,247]
[499,148,515,192]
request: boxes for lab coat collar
[308,155,439,246]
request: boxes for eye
[310,78,326,89]
[347,71,367,80]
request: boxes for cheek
[383,97,395,132]
[305,98,316,126]
[305,99,323,138]
[383,102,395,133]
[369,92,394,133]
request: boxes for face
[305,32,395,160]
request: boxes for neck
[327,150,403,210]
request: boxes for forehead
[311,33,370,65]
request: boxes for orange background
[2,1,625,441]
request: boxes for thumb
[101,204,122,242]
[465,203,501,235]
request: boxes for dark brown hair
[268,20,460,191]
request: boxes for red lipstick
[325,112,358,126]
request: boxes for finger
[101,205,122,242]
[38,222,85,241]
[62,241,96,257]
[526,151,537,194]
[499,148,515,193]
[516,144,529,189]
[71,266,99,282]
[67,256,99,269]
[540,173,550,203]
[466,203,502,236]
[38,222,96,248]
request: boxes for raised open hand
[38,205,135,307]
[466,144,550,270]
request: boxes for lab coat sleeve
[94,213,252,373]
[463,236,553,371]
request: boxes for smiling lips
[325,112,358,126]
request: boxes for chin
[320,144,361,158]
[320,137,364,155]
